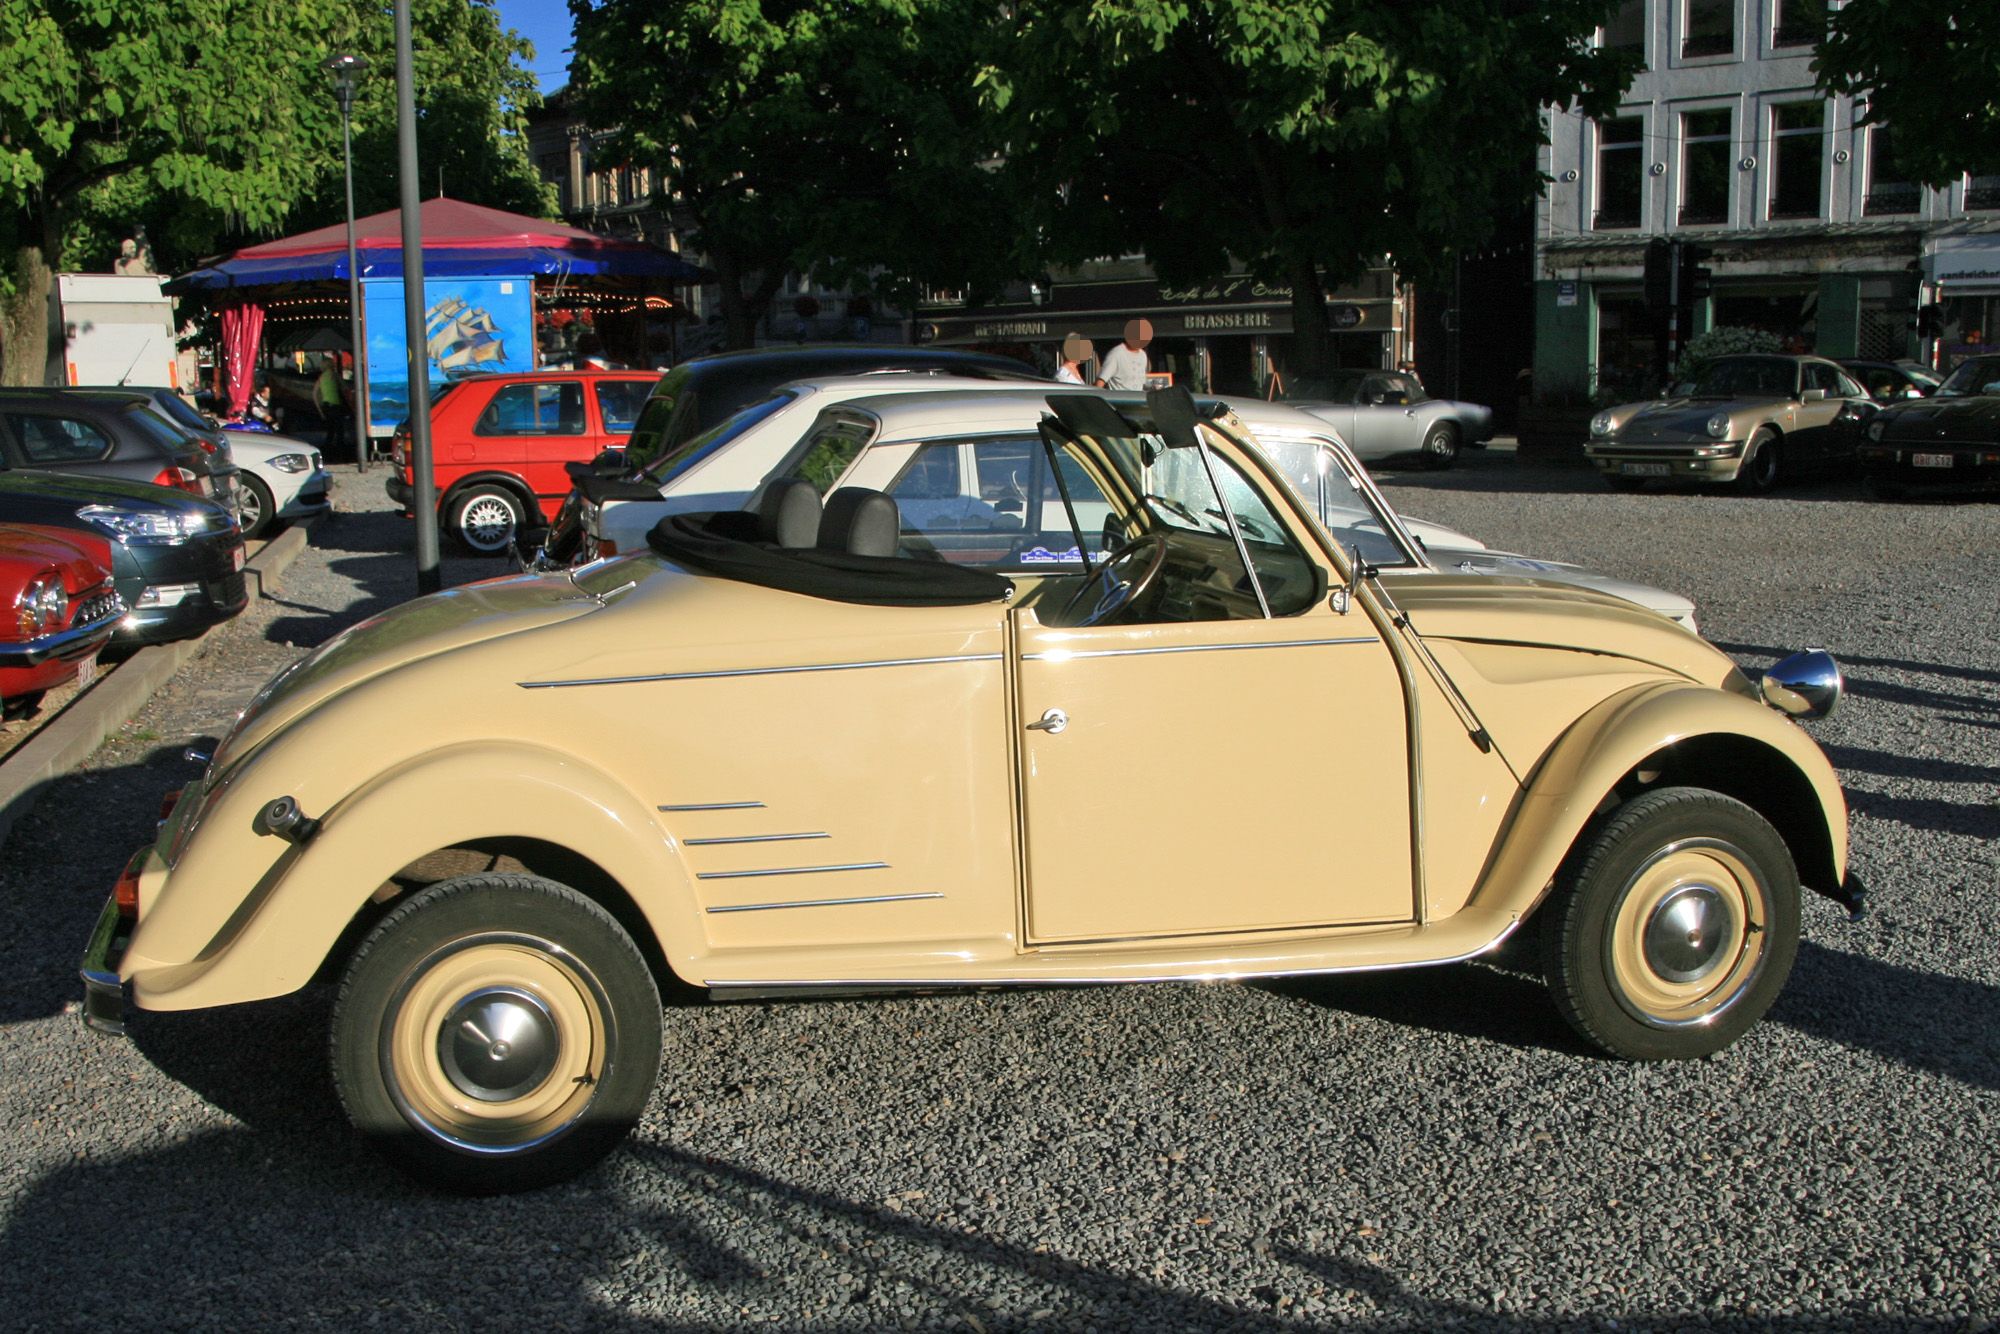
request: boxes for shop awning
[171,197,706,291]
[1929,233,2000,290]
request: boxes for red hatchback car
[0,523,122,717]
[386,370,657,553]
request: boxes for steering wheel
[1055,535,1168,628]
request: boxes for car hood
[1430,548,1697,628]
[1875,395,2000,442]
[1612,397,1760,439]
[0,522,113,594]
[213,572,606,771]
[1384,571,1734,685]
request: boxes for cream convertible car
[83,388,1859,1193]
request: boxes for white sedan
[220,430,332,539]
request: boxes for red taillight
[113,862,141,916]
[151,466,202,495]
[598,539,618,559]
[159,789,184,821]
[195,438,218,454]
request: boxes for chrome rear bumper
[79,892,132,1037]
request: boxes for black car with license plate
[0,470,246,645]
[1858,354,2000,497]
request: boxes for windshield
[1691,357,1797,399]
[1253,437,1418,568]
[636,391,794,482]
[1936,359,2000,397]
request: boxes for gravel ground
[0,448,1994,1333]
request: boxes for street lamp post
[323,52,372,473]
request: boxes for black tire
[236,473,276,540]
[1604,473,1647,493]
[449,485,525,555]
[1539,787,1799,1061]
[330,873,663,1194]
[1420,422,1459,470]
[1734,428,1782,495]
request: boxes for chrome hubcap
[1642,884,1734,984]
[460,497,515,548]
[438,986,560,1102]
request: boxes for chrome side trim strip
[706,891,943,915]
[658,801,765,812]
[521,653,1003,690]
[701,919,1519,988]
[685,831,829,846]
[696,861,890,880]
[1020,637,1375,661]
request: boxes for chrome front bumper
[79,891,133,1036]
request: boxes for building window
[1771,0,1826,48]
[1683,0,1734,57]
[1680,108,1733,225]
[1969,174,2000,212]
[1602,0,1645,51]
[1595,117,1645,229]
[1769,101,1825,220]
[1863,126,1919,215]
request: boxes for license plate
[231,545,246,572]
[1912,452,1955,468]
[1621,462,1671,477]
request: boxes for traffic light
[1679,242,1715,302]
[1644,238,1675,312]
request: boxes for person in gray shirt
[1097,319,1153,391]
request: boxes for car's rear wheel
[450,486,525,555]
[1735,428,1782,495]
[330,873,663,1194]
[1540,787,1799,1061]
[1420,423,1459,470]
[236,473,276,540]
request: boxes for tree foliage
[987,0,1637,372]
[568,0,1024,348]
[1816,0,2000,186]
[0,0,551,384]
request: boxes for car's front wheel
[330,873,663,1194]
[1735,428,1782,495]
[236,473,276,540]
[1420,422,1459,470]
[1540,787,1799,1061]
[450,486,525,555]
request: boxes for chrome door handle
[1026,708,1068,734]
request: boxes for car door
[472,380,587,518]
[1012,430,1414,943]
[1792,362,1848,457]
[1347,374,1417,460]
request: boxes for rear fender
[126,741,698,1011]
[1468,681,1847,920]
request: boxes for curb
[0,525,311,850]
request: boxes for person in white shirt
[1055,333,1093,384]
[1097,319,1152,391]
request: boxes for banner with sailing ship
[362,277,534,432]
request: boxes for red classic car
[385,370,658,554]
[0,523,123,716]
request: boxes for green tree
[987,0,1636,374]
[1816,0,2000,185]
[568,0,1024,349]
[1,0,551,385]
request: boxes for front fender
[1468,681,1848,920]
[122,741,699,1011]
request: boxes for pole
[339,101,371,473]
[395,0,441,595]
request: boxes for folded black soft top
[647,511,1015,608]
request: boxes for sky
[493,0,574,94]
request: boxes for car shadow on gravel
[1256,959,1599,1060]
[1772,940,2000,1092]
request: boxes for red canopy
[233,197,648,257]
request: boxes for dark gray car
[0,389,239,519]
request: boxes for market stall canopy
[170,197,706,290]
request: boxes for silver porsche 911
[1271,369,1495,469]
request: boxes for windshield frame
[1936,357,2000,398]
[1245,428,1427,570]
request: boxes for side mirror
[1759,649,1842,720]
[1800,388,1828,403]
